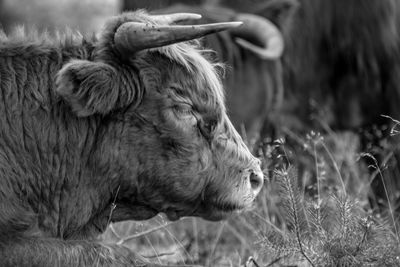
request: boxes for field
[2,0,400,266]
[101,119,400,266]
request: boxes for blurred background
[0,0,119,34]
[2,0,400,266]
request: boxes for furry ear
[56,60,141,117]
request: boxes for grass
[100,119,400,266]
[4,1,399,266]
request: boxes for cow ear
[56,60,141,117]
[256,0,299,30]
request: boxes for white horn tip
[230,21,244,28]
[186,13,202,20]
[213,21,243,29]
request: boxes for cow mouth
[189,199,251,221]
[210,200,245,212]
[202,201,247,220]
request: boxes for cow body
[0,12,263,266]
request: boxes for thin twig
[205,221,226,267]
[107,185,121,227]
[353,226,368,256]
[364,151,393,190]
[313,143,322,232]
[162,226,192,264]
[381,114,400,136]
[142,251,176,258]
[144,235,162,265]
[245,256,261,267]
[360,152,399,244]
[249,210,285,235]
[266,255,285,267]
[108,224,122,240]
[321,142,347,195]
[374,163,400,245]
[116,217,190,245]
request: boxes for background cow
[0,11,264,266]
[279,0,400,207]
[280,0,400,130]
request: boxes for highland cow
[0,11,264,266]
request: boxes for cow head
[55,11,264,222]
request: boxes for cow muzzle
[245,166,264,197]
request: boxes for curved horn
[114,21,243,54]
[151,13,202,24]
[231,13,284,60]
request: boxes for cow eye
[199,119,217,138]
[172,103,194,119]
[204,121,216,133]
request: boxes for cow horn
[231,13,284,60]
[114,21,243,54]
[150,13,202,24]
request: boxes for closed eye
[172,103,197,124]
[173,103,193,115]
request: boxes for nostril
[249,170,264,193]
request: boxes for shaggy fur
[0,11,263,266]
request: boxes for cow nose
[247,168,264,196]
